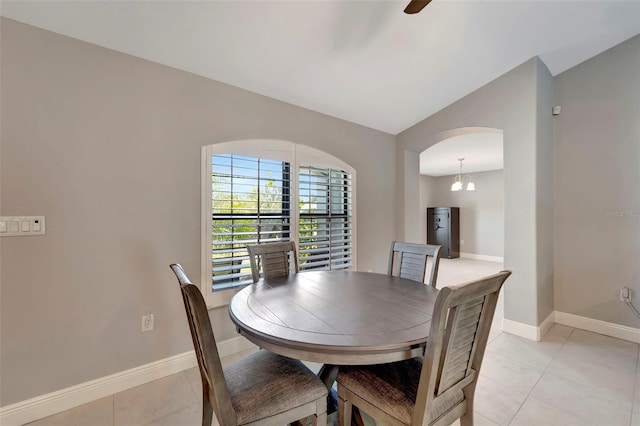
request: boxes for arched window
[201,140,356,306]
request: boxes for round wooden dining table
[228,270,440,388]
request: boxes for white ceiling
[1,0,639,136]
[419,131,503,176]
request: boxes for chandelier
[450,158,475,192]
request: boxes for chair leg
[460,410,474,426]
[202,387,214,426]
[338,395,352,426]
[460,391,475,426]
[313,412,327,425]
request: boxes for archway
[418,128,505,328]
[394,58,555,339]
[417,128,504,253]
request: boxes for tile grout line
[523,327,607,426]
[150,370,204,426]
[515,327,634,426]
[506,326,575,426]
[478,331,547,425]
[629,344,640,426]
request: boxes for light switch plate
[0,216,46,236]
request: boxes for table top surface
[228,270,439,365]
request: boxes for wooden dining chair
[336,270,512,426]
[388,241,443,287]
[247,241,299,283]
[169,264,327,426]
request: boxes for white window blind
[203,141,356,306]
[211,154,291,291]
[298,166,353,271]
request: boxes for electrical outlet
[142,313,154,332]
[620,287,631,302]
[460,239,464,245]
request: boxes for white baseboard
[555,311,640,344]
[503,319,539,341]
[459,252,504,263]
[0,336,257,426]
[503,311,555,341]
[538,311,556,338]
[503,311,640,344]
[8,313,636,426]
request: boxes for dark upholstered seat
[337,359,464,425]
[225,350,328,425]
[170,263,327,426]
[337,271,511,426]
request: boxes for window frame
[201,140,356,308]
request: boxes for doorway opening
[418,129,505,329]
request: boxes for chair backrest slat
[412,270,511,425]
[388,241,442,287]
[170,264,236,425]
[438,297,484,392]
[247,241,299,282]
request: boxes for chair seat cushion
[224,350,328,425]
[337,358,464,425]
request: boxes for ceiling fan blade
[404,0,432,14]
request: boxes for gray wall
[535,55,556,328]
[553,35,640,327]
[421,170,504,257]
[397,58,555,328]
[418,174,437,245]
[0,19,396,405]
[400,150,422,243]
[2,16,639,409]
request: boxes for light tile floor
[26,259,640,426]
